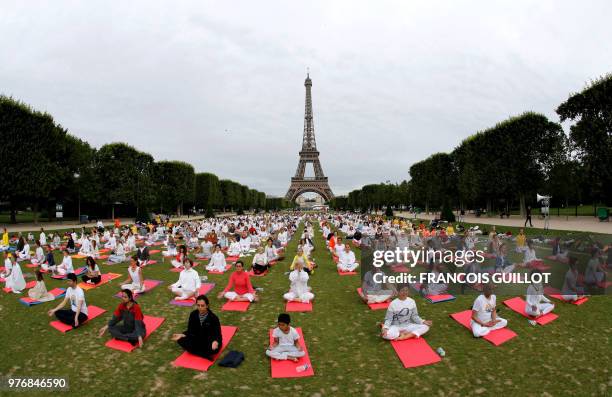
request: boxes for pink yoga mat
[172,326,238,371]
[149,250,161,254]
[357,288,390,310]
[449,310,517,346]
[105,316,166,352]
[113,280,163,299]
[225,256,240,262]
[19,288,66,306]
[78,273,122,290]
[25,263,39,268]
[207,264,232,274]
[337,268,358,276]
[503,297,558,325]
[50,305,107,333]
[221,300,251,312]
[3,280,37,293]
[285,301,313,312]
[51,266,87,280]
[390,337,441,368]
[269,327,314,378]
[169,283,216,307]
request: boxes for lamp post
[74,172,81,223]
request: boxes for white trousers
[122,283,146,293]
[365,293,393,304]
[172,286,196,299]
[284,291,314,303]
[337,262,359,272]
[383,323,430,340]
[525,302,554,317]
[224,291,254,302]
[266,345,305,360]
[471,317,508,337]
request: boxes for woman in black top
[172,295,222,360]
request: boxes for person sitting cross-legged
[381,286,432,340]
[172,294,222,360]
[337,244,359,272]
[265,313,305,362]
[98,288,146,347]
[283,259,314,303]
[47,273,89,328]
[169,259,201,301]
[470,283,508,337]
[217,260,257,302]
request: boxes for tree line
[0,96,289,223]
[331,73,612,217]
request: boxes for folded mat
[285,300,313,312]
[113,280,163,299]
[390,337,442,368]
[169,283,215,307]
[207,264,232,274]
[357,288,390,310]
[51,266,87,279]
[78,273,122,290]
[19,288,66,306]
[172,326,238,371]
[426,294,456,304]
[3,280,37,293]
[544,287,589,305]
[50,305,107,333]
[105,316,165,352]
[503,297,558,325]
[221,300,251,312]
[269,327,314,378]
[449,310,517,346]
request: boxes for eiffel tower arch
[285,74,334,202]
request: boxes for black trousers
[525,216,533,227]
[55,309,88,327]
[252,264,268,275]
[82,274,102,284]
[178,336,220,360]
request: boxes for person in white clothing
[39,228,47,246]
[266,313,305,362]
[283,260,314,303]
[334,237,345,258]
[108,242,126,264]
[337,244,359,272]
[239,233,252,254]
[31,241,46,265]
[525,270,554,317]
[195,240,214,260]
[206,245,228,272]
[381,287,432,340]
[121,256,145,293]
[79,235,93,256]
[470,284,508,337]
[104,234,117,250]
[227,237,242,257]
[17,240,31,261]
[561,259,585,302]
[48,273,89,328]
[169,259,201,300]
[522,240,539,266]
[2,253,26,293]
[55,250,75,276]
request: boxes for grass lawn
[0,220,610,396]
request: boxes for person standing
[524,206,533,227]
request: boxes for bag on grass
[218,350,244,368]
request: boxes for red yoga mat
[285,300,313,312]
[337,268,358,276]
[169,283,216,307]
[25,263,40,268]
[221,300,251,312]
[247,270,268,277]
[503,297,558,325]
[390,337,442,368]
[78,273,122,290]
[449,310,517,346]
[149,250,161,254]
[543,287,589,305]
[19,288,66,306]
[105,316,166,352]
[207,264,232,274]
[357,288,390,310]
[3,280,37,293]
[269,327,314,378]
[50,305,107,333]
[426,294,456,304]
[172,326,238,371]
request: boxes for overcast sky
[2,1,611,197]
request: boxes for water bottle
[296,364,310,373]
[436,347,445,357]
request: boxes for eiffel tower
[285,73,334,202]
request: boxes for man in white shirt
[470,284,508,337]
[381,287,432,340]
[48,273,89,328]
[169,260,201,300]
